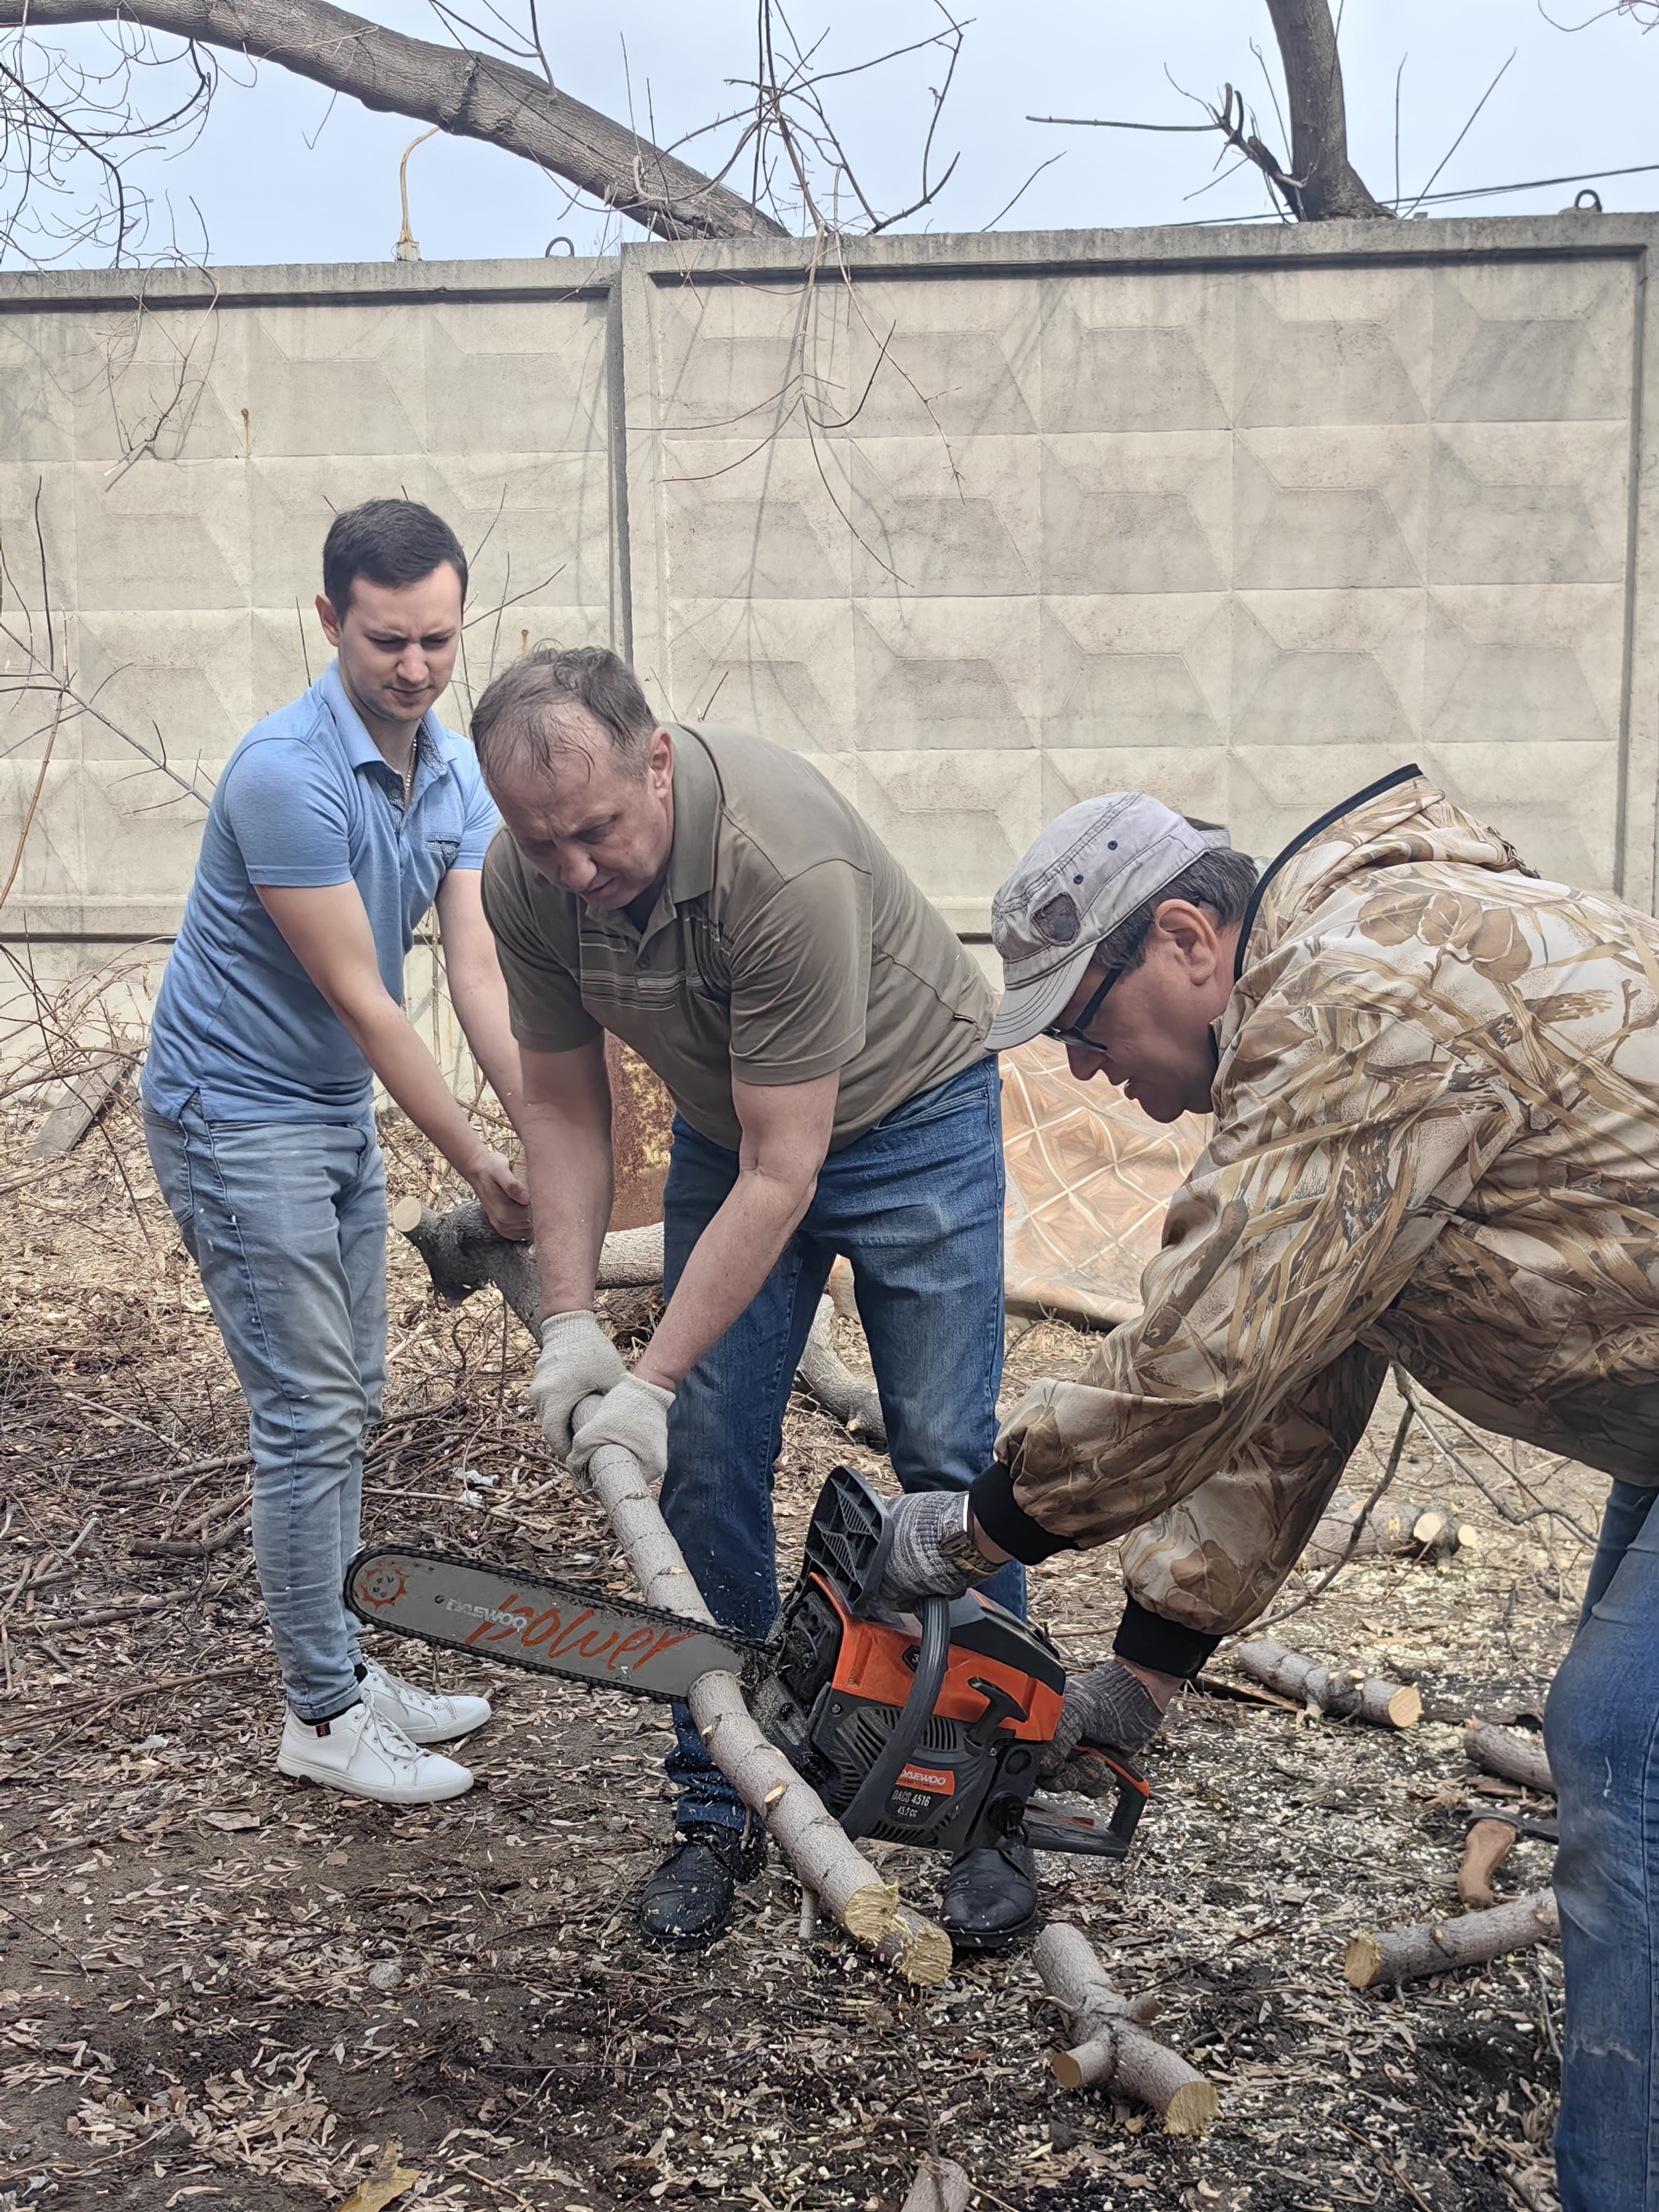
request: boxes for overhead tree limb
[0,0,787,240]
[1262,0,1391,218]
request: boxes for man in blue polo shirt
[143,498,529,1806]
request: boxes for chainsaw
[344,1463,1147,1863]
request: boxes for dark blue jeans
[1546,1477,1659,2210]
[658,1057,1022,1831]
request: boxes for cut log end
[1163,2080,1222,2139]
[1344,1931,1385,1991]
[845,1884,952,1986]
[1385,1683,1423,1730]
[1050,2048,1088,2093]
[389,1195,425,1234]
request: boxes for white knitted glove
[528,1310,627,1458]
[1038,1660,1163,1796]
[570,1372,676,1486]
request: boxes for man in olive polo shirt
[470,644,1029,1952]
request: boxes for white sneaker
[359,1659,491,1745]
[277,1699,473,1805]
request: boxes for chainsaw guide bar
[344,1543,763,1704]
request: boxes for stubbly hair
[470,644,659,788]
[321,499,469,617]
[1090,821,1258,979]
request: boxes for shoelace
[365,1664,454,1719]
[355,1701,427,1771]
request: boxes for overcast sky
[33,0,1659,265]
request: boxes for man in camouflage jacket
[878,767,1659,2212]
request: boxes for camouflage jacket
[995,770,1659,1636]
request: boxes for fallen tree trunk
[1466,1721,1555,1796]
[1345,1890,1559,1990]
[390,1196,660,1318]
[1032,1922,1218,2135]
[1235,1638,1421,1729]
[393,1198,888,1448]
[575,1391,950,1986]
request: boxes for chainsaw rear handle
[838,1592,952,1842]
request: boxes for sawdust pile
[0,1091,1583,2212]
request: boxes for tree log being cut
[1234,1638,1421,1729]
[1032,1923,1219,2136]
[1465,1721,1555,1796]
[1345,1890,1559,1990]
[392,1198,887,1447]
[574,1392,951,1986]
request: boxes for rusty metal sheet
[605,1034,673,1232]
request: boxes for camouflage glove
[879,1491,999,1609]
[1039,1660,1163,1796]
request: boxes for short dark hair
[1089,822,1258,980]
[321,499,468,617]
[470,645,658,787]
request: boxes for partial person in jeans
[142,498,529,1808]
[879,769,1659,2212]
[466,644,1030,1954]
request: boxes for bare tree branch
[1031,0,1390,223]
[0,0,788,241]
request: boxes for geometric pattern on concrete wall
[629,250,1637,922]
[0,271,613,944]
[6,226,1654,990]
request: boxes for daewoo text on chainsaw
[344,1464,1147,1863]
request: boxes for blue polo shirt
[143,662,498,1124]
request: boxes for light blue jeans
[657,1057,1022,1831]
[1546,1477,1659,2210]
[144,1101,387,1722]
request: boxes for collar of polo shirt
[322,660,444,795]
[660,724,722,911]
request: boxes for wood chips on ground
[0,1092,1587,2211]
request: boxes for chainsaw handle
[838,1593,952,1843]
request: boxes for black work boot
[940,1839,1040,1954]
[637,1824,767,1951]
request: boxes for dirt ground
[0,1095,1585,2212]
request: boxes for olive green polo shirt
[481,722,993,1154]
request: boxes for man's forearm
[342,997,495,1179]
[520,1098,614,1315]
[633,1167,812,1391]
[447,961,525,1131]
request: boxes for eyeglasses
[1043,965,1121,1050]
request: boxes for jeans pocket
[143,1109,197,1233]
[873,1057,995,1138]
